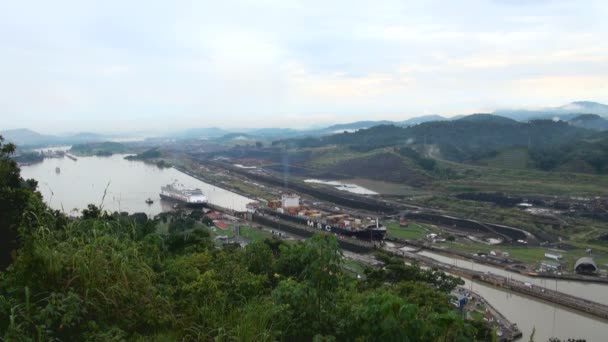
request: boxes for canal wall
[388,248,608,320]
[460,287,523,342]
[403,212,531,242]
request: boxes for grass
[386,222,434,240]
[434,158,608,197]
[343,259,365,275]
[239,225,273,242]
[443,238,608,271]
[230,181,275,201]
[409,195,608,241]
[290,144,608,197]
[204,224,273,245]
[306,146,383,168]
[444,240,547,264]
[473,147,531,170]
[469,311,484,321]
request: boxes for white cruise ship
[160,182,207,207]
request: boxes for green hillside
[0,136,490,341]
[473,147,531,169]
[282,116,608,174]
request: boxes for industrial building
[281,194,300,209]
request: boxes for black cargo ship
[262,209,386,241]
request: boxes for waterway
[463,279,608,342]
[420,250,608,305]
[421,251,608,341]
[21,153,253,216]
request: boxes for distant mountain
[457,113,518,125]
[65,132,108,143]
[1,128,110,147]
[169,115,456,142]
[399,115,446,126]
[568,114,608,131]
[319,120,394,134]
[494,101,608,122]
[319,116,448,134]
[0,129,56,146]
[557,101,608,115]
[213,133,256,143]
[172,127,230,139]
[246,128,302,138]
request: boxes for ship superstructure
[160,182,207,207]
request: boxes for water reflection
[21,154,253,215]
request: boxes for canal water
[462,279,608,342]
[420,250,608,305]
[422,251,608,341]
[21,154,253,216]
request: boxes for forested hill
[287,114,603,165]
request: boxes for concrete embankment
[460,287,523,341]
[389,248,608,320]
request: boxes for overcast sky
[1,0,607,134]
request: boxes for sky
[1,0,607,134]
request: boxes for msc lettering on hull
[307,220,332,232]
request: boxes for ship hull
[159,193,206,208]
[263,210,386,241]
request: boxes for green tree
[0,136,38,270]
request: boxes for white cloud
[0,0,607,133]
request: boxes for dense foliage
[0,137,42,270]
[280,116,608,173]
[11,152,44,165]
[528,133,608,172]
[124,148,162,161]
[0,135,490,341]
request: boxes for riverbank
[457,286,523,341]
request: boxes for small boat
[145,198,154,205]
[55,167,61,174]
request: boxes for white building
[281,194,300,209]
[544,253,563,261]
